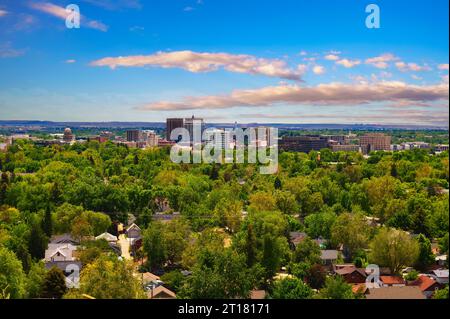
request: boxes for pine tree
[42,206,53,238]
[274,176,282,190]
[16,244,32,273]
[28,222,48,259]
[245,224,257,267]
[41,267,67,299]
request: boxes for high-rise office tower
[166,118,184,141]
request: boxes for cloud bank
[90,50,303,80]
[139,81,449,111]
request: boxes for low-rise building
[365,286,425,299]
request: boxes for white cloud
[139,81,449,111]
[365,53,398,69]
[297,64,308,75]
[395,61,432,72]
[324,54,339,61]
[65,59,76,63]
[91,50,303,80]
[336,58,361,68]
[0,42,26,58]
[29,2,108,32]
[0,9,8,17]
[312,65,325,75]
[438,63,449,71]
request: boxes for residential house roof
[380,276,406,285]
[250,290,266,300]
[352,284,368,294]
[126,223,141,232]
[410,275,440,292]
[366,286,426,299]
[95,232,118,242]
[142,272,161,283]
[44,243,78,262]
[289,232,308,246]
[335,266,367,277]
[49,234,79,245]
[432,269,449,279]
[320,250,338,260]
[148,286,176,299]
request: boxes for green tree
[142,222,166,269]
[369,228,419,274]
[319,276,354,299]
[331,212,370,260]
[179,249,256,299]
[415,234,435,271]
[292,237,321,265]
[304,209,337,239]
[433,286,449,299]
[269,277,313,299]
[25,261,47,298]
[0,247,26,299]
[274,176,282,190]
[42,206,53,238]
[41,267,67,299]
[28,221,48,260]
[65,255,145,299]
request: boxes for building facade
[359,133,391,152]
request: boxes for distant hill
[0,120,448,130]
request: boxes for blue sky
[0,0,448,126]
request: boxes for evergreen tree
[244,224,257,267]
[416,234,435,271]
[41,267,67,299]
[28,221,48,260]
[15,244,32,273]
[274,176,282,190]
[42,206,53,238]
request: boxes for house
[379,276,406,287]
[289,232,308,248]
[334,266,367,284]
[126,223,142,239]
[320,250,338,266]
[95,232,118,242]
[352,283,368,295]
[430,269,449,285]
[148,286,176,299]
[435,255,447,267]
[44,243,81,275]
[141,272,161,284]
[250,290,266,300]
[45,243,78,262]
[49,233,79,245]
[365,286,426,299]
[289,232,326,249]
[152,212,181,223]
[409,275,442,299]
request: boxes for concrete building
[331,144,361,152]
[126,130,141,142]
[279,135,328,153]
[184,116,205,144]
[142,130,159,147]
[63,128,75,143]
[359,133,391,152]
[166,118,184,141]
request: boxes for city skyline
[0,0,448,126]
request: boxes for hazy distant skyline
[0,0,448,126]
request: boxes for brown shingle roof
[380,276,405,285]
[366,286,425,299]
[410,275,440,292]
